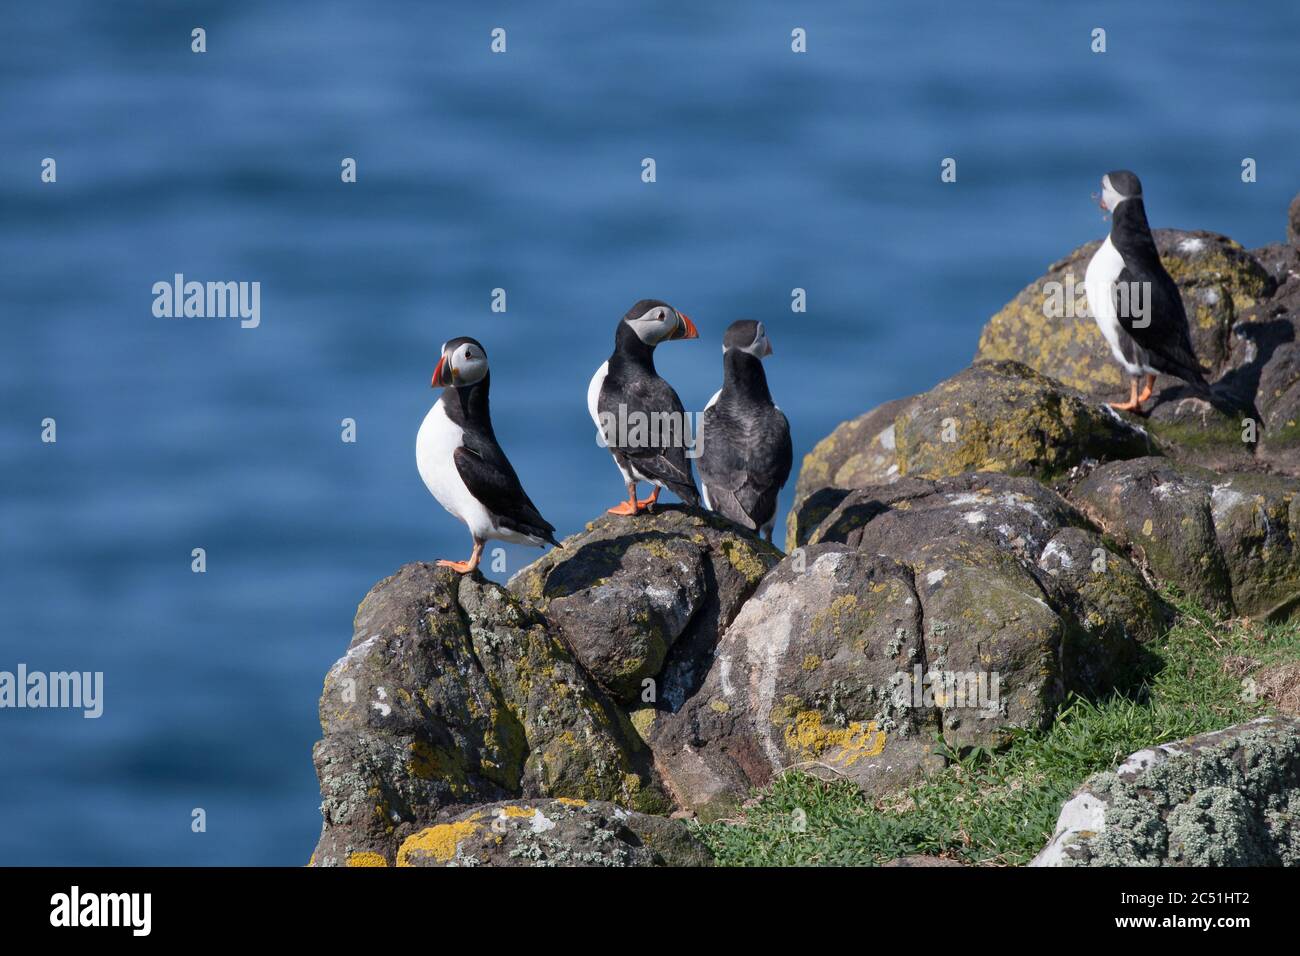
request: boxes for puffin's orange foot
[436,559,476,573]
[1108,400,1144,413]
[607,501,641,516]
[1136,376,1156,404]
[636,492,660,511]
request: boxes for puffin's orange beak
[670,311,699,340]
[431,355,450,388]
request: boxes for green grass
[694,594,1300,866]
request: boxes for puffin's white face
[625,304,699,345]
[727,322,773,359]
[431,340,488,388]
[1098,174,1132,213]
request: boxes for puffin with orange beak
[1084,170,1213,413]
[587,300,702,514]
[416,336,559,573]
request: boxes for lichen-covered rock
[786,487,852,552]
[807,473,1085,557]
[1036,526,1170,694]
[809,475,1163,733]
[649,475,1168,816]
[1071,457,1300,619]
[1031,716,1300,866]
[894,361,1157,483]
[509,507,781,709]
[1249,282,1300,471]
[785,395,915,549]
[310,564,667,867]
[648,546,944,819]
[977,230,1274,399]
[814,473,1166,716]
[1250,243,1300,287]
[393,799,711,867]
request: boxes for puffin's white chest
[1084,234,1140,371]
[416,398,494,536]
[587,361,609,433]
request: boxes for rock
[786,486,853,552]
[784,359,1158,552]
[392,799,711,867]
[1031,716,1300,866]
[509,507,781,708]
[808,474,1163,731]
[1036,526,1170,694]
[649,475,1168,816]
[894,361,1157,484]
[977,230,1274,400]
[1290,192,1300,246]
[310,564,667,867]
[1071,457,1300,619]
[808,472,1085,557]
[1250,243,1300,287]
[649,546,944,819]
[1248,283,1300,471]
[785,395,914,549]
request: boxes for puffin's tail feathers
[668,479,701,509]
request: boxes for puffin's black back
[442,371,558,545]
[1109,199,1210,392]
[699,346,792,532]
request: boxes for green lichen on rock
[893,360,1156,483]
[1072,457,1300,620]
[509,507,780,710]
[1034,717,1300,866]
[786,396,913,549]
[309,563,668,866]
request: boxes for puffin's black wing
[700,403,792,530]
[599,372,700,506]
[1117,264,1211,393]
[453,443,559,545]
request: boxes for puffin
[416,336,559,573]
[1084,169,1213,413]
[698,320,792,543]
[587,299,701,514]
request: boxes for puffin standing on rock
[587,299,701,515]
[1084,169,1214,413]
[698,320,792,543]
[416,337,559,573]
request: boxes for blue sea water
[1,1,1297,865]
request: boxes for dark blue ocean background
[1,1,1297,864]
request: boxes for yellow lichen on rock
[396,817,482,866]
[346,851,388,867]
[783,711,888,766]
